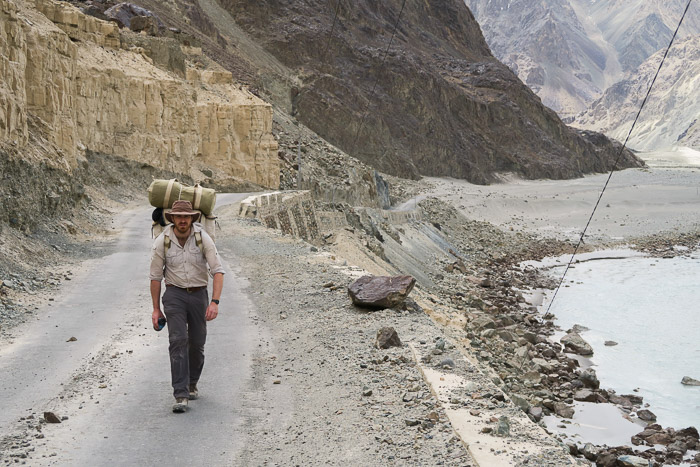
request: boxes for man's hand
[205,302,218,321]
[152,309,165,331]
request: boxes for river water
[538,251,700,430]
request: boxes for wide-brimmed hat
[165,200,201,224]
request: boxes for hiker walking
[149,200,225,413]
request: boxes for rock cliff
[0,0,279,188]
[214,0,641,183]
[129,0,641,184]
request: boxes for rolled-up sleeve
[201,231,225,276]
[149,236,166,281]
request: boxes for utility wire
[321,0,342,63]
[349,0,407,156]
[545,0,694,314]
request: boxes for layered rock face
[573,36,700,151]
[213,0,640,183]
[467,0,700,117]
[0,0,278,187]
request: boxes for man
[149,200,225,413]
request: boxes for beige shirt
[149,224,225,288]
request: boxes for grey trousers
[162,286,208,399]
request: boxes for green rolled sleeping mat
[147,179,216,216]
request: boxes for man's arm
[149,235,166,330]
[205,272,223,321]
[151,280,165,330]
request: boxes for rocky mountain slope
[573,35,700,151]
[125,0,641,184]
[466,0,700,118]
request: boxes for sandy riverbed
[421,166,700,244]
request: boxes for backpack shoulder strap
[194,231,203,251]
[163,233,171,255]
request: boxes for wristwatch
[211,299,220,305]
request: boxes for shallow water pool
[541,253,700,429]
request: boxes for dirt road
[0,194,283,465]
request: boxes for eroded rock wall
[0,0,278,188]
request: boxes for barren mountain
[130,0,641,183]
[466,0,700,117]
[573,35,700,152]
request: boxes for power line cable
[545,0,694,315]
[348,0,407,156]
[321,0,342,63]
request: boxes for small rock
[510,394,530,412]
[617,455,651,467]
[273,380,281,384]
[362,387,373,397]
[405,419,420,427]
[67,337,77,342]
[43,412,61,424]
[636,409,656,422]
[681,376,700,386]
[553,402,575,419]
[581,443,599,461]
[528,406,543,422]
[375,327,402,349]
[574,389,596,402]
[480,426,492,434]
[604,340,618,346]
[439,358,455,369]
[580,368,600,389]
[561,331,593,355]
[402,393,414,402]
[495,416,510,436]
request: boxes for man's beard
[175,222,190,234]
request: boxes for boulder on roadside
[561,331,594,355]
[681,376,700,386]
[375,327,402,349]
[348,275,416,309]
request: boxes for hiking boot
[172,397,188,413]
[189,383,199,400]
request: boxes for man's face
[173,214,193,234]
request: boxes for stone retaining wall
[239,191,422,242]
[239,191,321,242]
